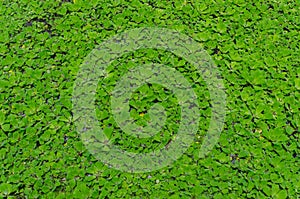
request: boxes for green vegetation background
[0,0,299,198]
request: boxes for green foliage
[0,0,299,198]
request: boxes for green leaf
[274,190,287,199]
[0,183,13,196]
[0,111,5,125]
[73,182,90,198]
[295,78,300,90]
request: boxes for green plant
[0,0,299,198]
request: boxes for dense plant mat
[0,0,299,198]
